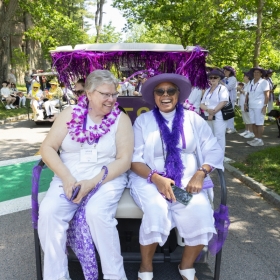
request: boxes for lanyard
[250,81,260,92]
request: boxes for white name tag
[80,148,97,163]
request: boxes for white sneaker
[239,131,248,136]
[227,128,236,134]
[250,139,264,146]
[10,104,15,109]
[5,105,11,109]
[247,138,258,145]
[243,132,255,138]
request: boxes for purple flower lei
[67,95,121,143]
[153,104,185,187]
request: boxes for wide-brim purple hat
[141,73,192,106]
[223,66,236,76]
[249,66,266,76]
[207,69,225,79]
[266,69,274,74]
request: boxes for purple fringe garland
[31,164,43,229]
[51,47,208,89]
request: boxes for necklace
[67,95,121,144]
[153,104,185,187]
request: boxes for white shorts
[249,107,265,125]
[241,111,251,125]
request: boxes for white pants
[130,179,215,247]
[19,96,26,106]
[38,178,127,280]
[206,119,227,153]
[249,107,265,125]
[31,100,43,114]
[241,111,251,125]
[44,99,60,116]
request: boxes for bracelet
[197,166,211,178]
[147,169,157,183]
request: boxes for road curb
[0,114,29,124]
[224,162,280,209]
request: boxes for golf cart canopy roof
[50,43,209,89]
[50,43,208,53]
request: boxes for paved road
[0,120,280,279]
[0,120,51,161]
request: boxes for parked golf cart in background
[29,71,76,124]
[32,43,229,280]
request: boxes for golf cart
[32,43,229,279]
[28,71,75,124]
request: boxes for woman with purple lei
[128,73,224,280]
[38,70,133,280]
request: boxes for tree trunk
[253,0,264,67]
[0,0,19,82]
[95,0,105,43]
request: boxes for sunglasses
[73,90,84,96]
[154,88,178,96]
[209,76,219,80]
[33,87,39,89]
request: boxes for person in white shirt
[184,87,203,114]
[244,67,270,147]
[238,72,254,139]
[1,81,16,109]
[201,69,229,153]
[120,77,134,96]
[220,66,237,134]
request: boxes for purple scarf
[153,104,185,187]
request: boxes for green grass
[232,146,280,195]
[0,99,31,120]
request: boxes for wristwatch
[263,104,268,107]
[197,167,209,178]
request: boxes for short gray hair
[85,70,119,92]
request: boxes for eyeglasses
[154,88,178,96]
[96,90,119,99]
[73,90,84,96]
[209,76,219,80]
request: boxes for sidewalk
[224,123,280,208]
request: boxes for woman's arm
[40,106,75,198]
[73,113,134,203]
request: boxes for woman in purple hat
[220,66,237,134]
[200,69,229,153]
[129,73,224,280]
[244,67,270,146]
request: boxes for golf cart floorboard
[69,262,213,280]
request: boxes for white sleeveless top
[53,110,122,182]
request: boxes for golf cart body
[32,43,228,280]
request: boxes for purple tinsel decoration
[31,164,43,229]
[153,104,185,187]
[208,204,230,255]
[51,48,208,89]
[66,166,108,280]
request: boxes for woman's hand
[152,174,176,201]
[185,171,205,193]
[261,106,266,115]
[207,109,215,115]
[61,175,77,200]
[72,179,95,204]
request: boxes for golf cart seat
[33,162,227,280]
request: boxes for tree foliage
[113,0,280,73]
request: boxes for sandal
[178,266,198,280]
[138,271,153,280]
